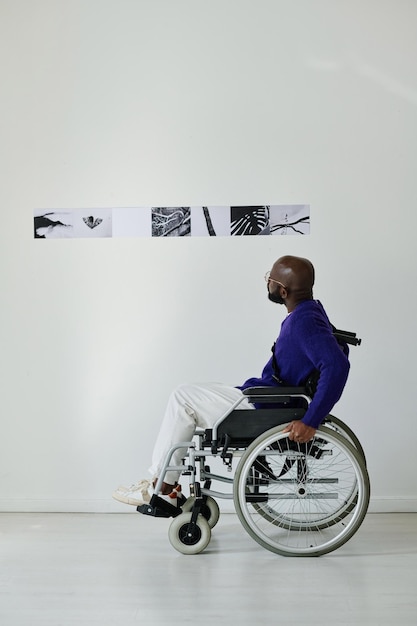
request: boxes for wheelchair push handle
[333,328,361,346]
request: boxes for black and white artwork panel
[151,207,191,237]
[190,206,230,237]
[71,208,112,238]
[230,206,271,236]
[34,210,75,239]
[111,207,151,238]
[269,205,310,235]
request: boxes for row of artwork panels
[33,205,310,239]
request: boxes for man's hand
[283,421,316,444]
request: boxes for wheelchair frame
[138,330,369,557]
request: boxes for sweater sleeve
[299,320,350,428]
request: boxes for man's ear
[280,286,289,299]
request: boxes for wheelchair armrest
[242,386,310,403]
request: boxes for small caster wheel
[181,496,220,529]
[168,512,211,554]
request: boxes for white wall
[1,0,416,513]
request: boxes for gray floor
[1,512,416,625]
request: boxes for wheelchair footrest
[136,494,183,518]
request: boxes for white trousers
[148,382,254,484]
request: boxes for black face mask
[268,290,285,305]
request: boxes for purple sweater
[239,300,350,428]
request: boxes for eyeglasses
[264,271,287,289]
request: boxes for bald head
[268,256,315,308]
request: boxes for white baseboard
[0,499,129,514]
[0,497,416,514]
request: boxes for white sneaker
[112,479,153,506]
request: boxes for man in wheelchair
[113,255,350,510]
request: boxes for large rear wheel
[234,425,370,556]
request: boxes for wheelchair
[138,331,369,557]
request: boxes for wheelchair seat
[205,385,309,452]
[204,406,306,450]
